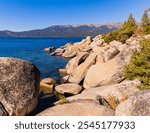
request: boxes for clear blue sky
[0,0,150,31]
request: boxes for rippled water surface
[0,37,83,80]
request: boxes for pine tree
[141,10,150,34]
[124,39,150,89]
[103,14,137,43]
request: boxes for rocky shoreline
[39,34,150,116]
[0,34,150,116]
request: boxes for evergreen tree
[103,14,137,43]
[141,10,150,34]
[124,39,150,90]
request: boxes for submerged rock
[0,58,40,116]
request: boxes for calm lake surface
[0,37,84,114]
[0,37,83,80]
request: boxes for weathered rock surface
[40,83,54,94]
[40,78,56,93]
[62,44,79,58]
[116,90,150,116]
[90,39,104,47]
[0,58,40,116]
[68,53,97,84]
[41,78,56,85]
[96,54,104,64]
[90,34,104,47]
[104,47,120,61]
[83,59,117,89]
[43,34,146,116]
[62,50,77,58]
[37,101,114,116]
[60,75,70,84]
[66,52,88,74]
[0,102,8,116]
[84,47,135,89]
[92,46,105,55]
[64,80,140,109]
[55,83,82,95]
[109,40,123,48]
[51,48,64,56]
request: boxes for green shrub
[103,14,137,43]
[124,39,150,89]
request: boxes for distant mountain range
[0,23,122,37]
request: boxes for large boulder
[109,40,123,48]
[104,47,120,61]
[90,39,104,47]
[55,83,82,95]
[0,58,40,116]
[90,35,104,47]
[83,47,135,89]
[37,101,114,116]
[62,51,77,58]
[83,59,118,89]
[61,43,73,49]
[68,53,97,84]
[80,44,91,52]
[116,90,150,116]
[66,52,88,74]
[93,34,103,41]
[92,46,105,55]
[107,40,127,52]
[62,45,79,58]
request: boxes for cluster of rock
[0,34,149,116]
[38,34,150,116]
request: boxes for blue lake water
[0,37,83,81]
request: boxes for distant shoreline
[0,36,86,38]
[0,23,121,38]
